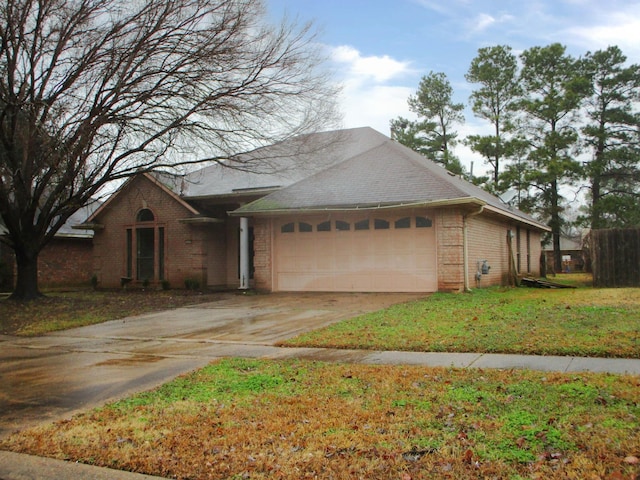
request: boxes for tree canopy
[465,45,521,188]
[0,0,339,300]
[393,42,640,270]
[391,71,465,174]
[581,46,640,229]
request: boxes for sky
[266,0,640,177]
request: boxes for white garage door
[274,215,437,292]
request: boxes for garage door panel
[275,217,437,292]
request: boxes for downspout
[463,205,484,292]
[239,217,249,290]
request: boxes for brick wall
[92,175,208,289]
[467,214,543,288]
[435,208,465,292]
[39,237,93,287]
[0,237,93,290]
[252,217,273,291]
[466,215,511,287]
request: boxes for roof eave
[72,223,104,231]
[178,217,225,225]
[229,197,486,217]
[183,188,280,202]
[482,205,551,232]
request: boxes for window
[281,222,294,233]
[336,220,350,231]
[158,227,165,281]
[355,219,369,230]
[137,208,154,222]
[299,222,312,232]
[516,226,521,273]
[416,216,433,228]
[317,221,331,232]
[526,230,531,273]
[374,219,390,229]
[126,229,133,278]
[395,217,411,229]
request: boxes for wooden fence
[590,228,640,287]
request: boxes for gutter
[229,197,486,217]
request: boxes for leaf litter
[1,358,638,479]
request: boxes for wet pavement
[0,292,422,438]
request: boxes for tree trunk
[591,174,601,230]
[550,179,563,273]
[10,247,43,301]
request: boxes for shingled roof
[180,127,386,199]
[230,127,548,231]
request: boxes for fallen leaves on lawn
[1,359,639,480]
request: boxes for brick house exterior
[82,127,549,292]
[37,237,93,287]
[1,206,95,291]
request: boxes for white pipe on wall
[239,217,249,290]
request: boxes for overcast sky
[267,0,640,176]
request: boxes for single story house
[543,236,585,273]
[79,127,549,293]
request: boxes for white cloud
[331,45,413,83]
[471,13,496,33]
[328,46,417,134]
[564,7,640,59]
[339,84,416,134]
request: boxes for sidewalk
[2,345,639,480]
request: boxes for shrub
[184,278,200,290]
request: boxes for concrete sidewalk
[2,345,639,480]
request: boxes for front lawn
[2,358,638,479]
[281,281,640,358]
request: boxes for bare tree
[0,0,340,300]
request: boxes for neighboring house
[79,127,550,293]
[543,236,585,273]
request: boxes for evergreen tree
[516,43,590,271]
[465,45,521,189]
[581,46,640,229]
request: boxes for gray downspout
[463,206,484,292]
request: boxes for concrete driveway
[0,292,422,438]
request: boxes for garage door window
[317,221,331,232]
[374,219,390,229]
[336,220,350,231]
[394,217,411,229]
[281,222,295,233]
[355,219,369,230]
[299,222,312,232]
[416,216,433,228]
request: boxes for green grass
[3,358,639,479]
[280,283,640,358]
